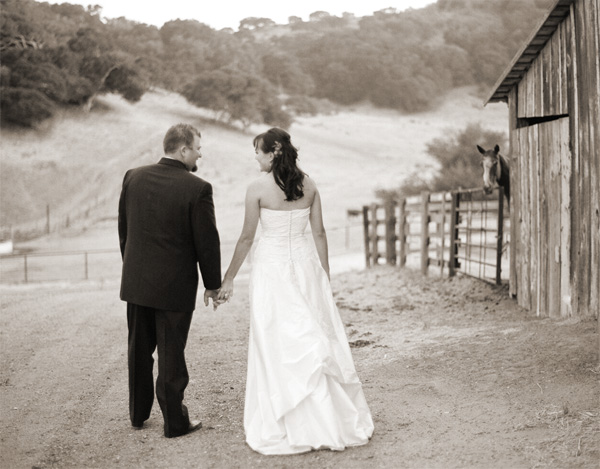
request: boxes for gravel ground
[0,265,598,468]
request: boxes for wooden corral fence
[363,187,508,285]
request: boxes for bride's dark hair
[254,127,305,201]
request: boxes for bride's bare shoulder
[303,174,318,193]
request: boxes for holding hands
[203,278,234,310]
[217,277,234,303]
[204,289,221,310]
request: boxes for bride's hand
[218,278,234,302]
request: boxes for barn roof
[485,0,574,104]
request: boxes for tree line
[1,0,553,128]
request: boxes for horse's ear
[477,145,485,155]
[494,144,500,153]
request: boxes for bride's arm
[309,188,330,280]
[218,184,260,301]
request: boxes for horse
[477,144,510,204]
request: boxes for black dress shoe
[164,419,202,438]
[132,422,144,430]
[188,420,202,434]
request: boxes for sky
[43,0,437,30]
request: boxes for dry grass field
[1,86,507,248]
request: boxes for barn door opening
[514,117,571,317]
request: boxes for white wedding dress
[244,207,374,455]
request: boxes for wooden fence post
[398,198,407,267]
[421,192,430,275]
[496,187,505,285]
[449,192,459,277]
[385,200,397,265]
[345,221,350,250]
[45,204,50,234]
[23,254,28,283]
[362,206,371,268]
[437,194,445,275]
[370,204,379,266]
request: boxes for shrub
[0,87,55,127]
[183,68,291,128]
[8,59,69,102]
[64,75,94,105]
[377,122,508,201]
[284,95,318,116]
[103,66,145,102]
[0,66,11,87]
[261,100,292,129]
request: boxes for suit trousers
[127,303,194,438]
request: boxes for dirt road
[1,266,598,468]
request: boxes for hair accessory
[273,141,282,157]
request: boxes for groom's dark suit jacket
[118,158,221,312]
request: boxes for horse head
[477,144,503,195]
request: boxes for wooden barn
[486,0,599,319]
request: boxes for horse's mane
[498,152,510,170]
[498,153,510,179]
[497,152,510,202]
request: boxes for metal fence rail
[452,188,506,284]
[363,187,508,284]
[0,222,365,284]
[0,249,122,284]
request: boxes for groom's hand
[204,289,220,310]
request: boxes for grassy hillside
[0,86,507,249]
[0,91,254,231]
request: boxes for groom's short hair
[163,124,201,154]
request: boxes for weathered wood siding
[508,88,518,298]
[517,16,570,117]
[514,119,571,317]
[509,0,599,318]
[569,0,599,318]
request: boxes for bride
[218,127,374,455]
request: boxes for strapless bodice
[260,207,310,237]
[254,207,315,263]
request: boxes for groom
[118,123,221,438]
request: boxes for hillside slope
[0,87,507,243]
[0,91,256,232]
